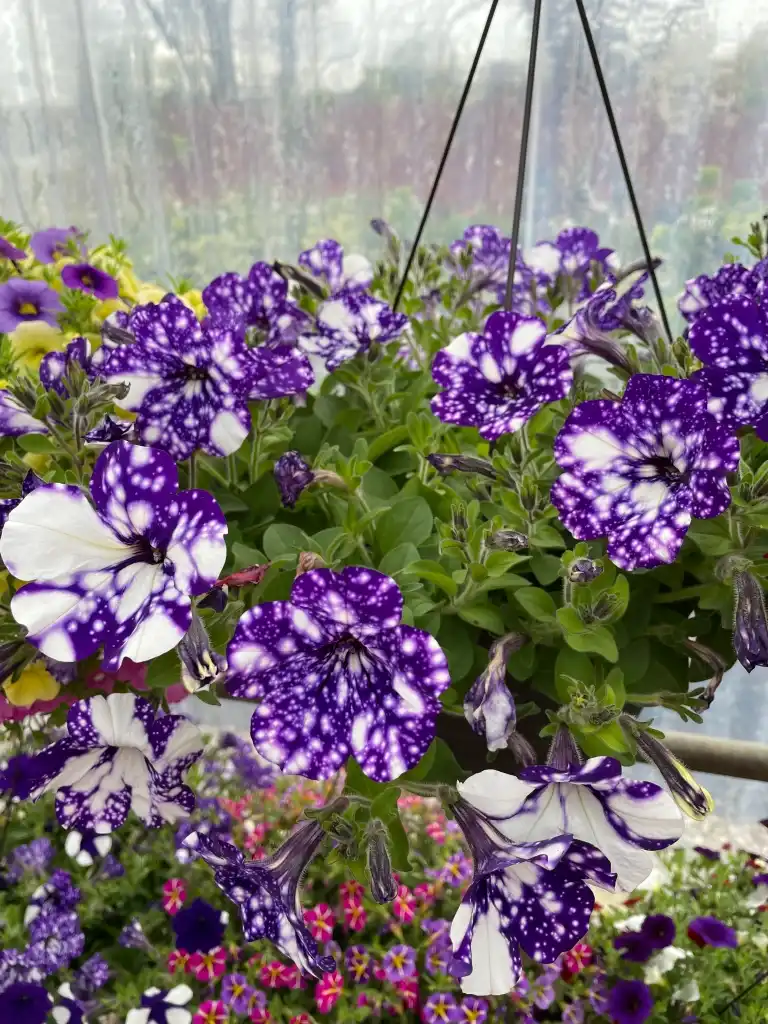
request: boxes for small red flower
[189,947,227,982]
[280,964,306,989]
[339,880,364,902]
[394,977,419,1011]
[315,970,344,1014]
[392,885,416,923]
[562,942,593,978]
[261,961,286,988]
[304,903,335,942]
[414,882,437,906]
[250,1011,271,1024]
[193,1000,228,1024]
[343,900,367,931]
[426,821,446,844]
[168,949,191,974]
[289,1016,312,1024]
[162,878,187,915]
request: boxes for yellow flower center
[3,662,60,707]
[19,302,38,316]
[81,274,94,288]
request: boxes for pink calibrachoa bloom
[193,1000,228,1024]
[393,885,416,923]
[339,880,364,902]
[315,970,344,1013]
[163,878,187,915]
[426,821,446,844]
[289,1016,313,1024]
[415,882,438,905]
[280,964,305,989]
[343,899,366,931]
[260,962,286,988]
[395,977,419,1011]
[304,903,335,942]
[189,947,227,982]
[250,1010,271,1024]
[562,943,594,979]
[168,950,191,974]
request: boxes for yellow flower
[22,453,51,474]
[92,298,128,324]
[135,283,167,306]
[117,267,142,301]
[9,321,67,372]
[3,661,60,707]
[180,289,206,320]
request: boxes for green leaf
[421,738,470,783]
[618,638,650,686]
[437,620,477,684]
[376,497,433,553]
[368,426,410,462]
[379,543,421,577]
[484,551,529,576]
[195,689,221,707]
[16,433,55,453]
[144,648,180,690]
[230,542,266,568]
[344,757,387,800]
[476,573,530,594]
[562,623,619,662]
[530,553,562,586]
[556,605,585,633]
[686,520,732,556]
[404,559,458,596]
[515,588,557,621]
[528,521,565,549]
[262,523,316,559]
[554,648,594,702]
[508,642,536,681]
[575,720,631,759]
[457,603,506,634]
[603,666,626,709]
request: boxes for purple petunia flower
[1,440,227,668]
[99,854,124,879]
[75,954,110,995]
[546,227,617,299]
[557,275,652,372]
[299,290,407,371]
[0,278,64,332]
[464,634,523,753]
[423,992,461,1023]
[172,898,227,954]
[450,225,511,304]
[53,982,88,1024]
[641,914,676,950]
[689,296,768,438]
[613,931,654,963]
[25,870,81,926]
[203,262,310,345]
[274,450,315,508]
[39,337,90,395]
[101,295,309,459]
[562,1001,585,1024]
[27,909,84,975]
[552,373,739,570]
[12,838,54,874]
[0,982,53,1024]
[19,693,203,833]
[382,944,416,983]
[61,263,119,300]
[449,797,608,996]
[227,566,451,781]
[298,239,372,294]
[83,414,135,445]
[64,829,113,867]
[0,389,48,438]
[732,570,768,673]
[430,311,573,441]
[30,227,84,264]
[678,262,759,324]
[184,824,336,978]
[125,985,193,1024]
[686,915,738,949]
[0,752,39,799]
[345,945,372,984]
[118,920,152,951]
[606,979,654,1024]
[0,236,26,261]
[458,758,683,892]
[693,845,720,861]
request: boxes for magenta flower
[30,227,84,264]
[61,263,119,300]
[686,915,738,948]
[0,278,63,332]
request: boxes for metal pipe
[663,731,768,785]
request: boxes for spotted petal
[0,389,47,437]
[247,345,314,400]
[89,441,178,546]
[291,566,404,632]
[687,295,768,369]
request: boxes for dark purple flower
[0,278,63,332]
[27,909,84,974]
[227,566,451,781]
[64,829,113,867]
[171,897,226,953]
[686,915,738,948]
[299,290,406,371]
[0,236,26,261]
[185,823,336,977]
[613,931,654,962]
[274,451,314,508]
[557,275,652,371]
[450,225,512,304]
[83,415,134,444]
[75,953,110,995]
[12,838,54,874]
[61,263,118,300]
[679,262,758,323]
[0,982,52,1024]
[39,337,90,395]
[605,979,654,1024]
[431,311,573,442]
[298,239,372,294]
[0,752,38,799]
[30,227,84,264]
[693,846,720,861]
[25,870,81,926]
[99,853,124,879]
[732,570,768,673]
[52,983,87,1024]
[118,920,153,951]
[552,374,739,570]
[554,227,617,298]
[345,945,372,983]
[203,262,310,345]
[641,913,676,950]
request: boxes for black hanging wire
[573,0,674,346]
[504,0,543,311]
[393,0,500,311]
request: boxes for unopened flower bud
[178,612,226,694]
[507,731,537,767]
[732,570,768,672]
[451,503,468,543]
[297,552,325,576]
[623,717,713,820]
[487,530,528,552]
[274,451,315,509]
[365,821,396,904]
[464,634,525,752]
[427,454,497,481]
[568,557,603,584]
[547,724,582,771]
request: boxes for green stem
[187,451,197,490]
[198,457,228,488]
[654,584,711,604]
[226,454,238,489]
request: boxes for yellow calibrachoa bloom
[9,321,67,372]
[117,266,142,301]
[22,453,51,474]
[135,283,167,306]
[92,298,128,323]
[180,288,206,320]
[3,660,60,707]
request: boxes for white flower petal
[561,786,653,891]
[451,900,520,996]
[457,770,539,820]
[167,985,194,1005]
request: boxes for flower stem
[188,452,197,490]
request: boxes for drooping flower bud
[464,634,526,752]
[177,611,226,694]
[199,562,271,612]
[568,557,604,584]
[296,551,325,576]
[274,451,315,509]
[732,570,768,672]
[487,529,528,552]
[451,503,468,544]
[547,724,583,771]
[623,717,713,820]
[682,639,726,707]
[427,453,497,481]
[365,821,397,904]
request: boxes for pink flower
[168,949,191,974]
[280,964,305,989]
[304,902,335,942]
[289,1016,313,1024]
[339,880,364,902]
[395,977,419,1011]
[260,961,286,988]
[193,1000,228,1024]
[561,942,594,978]
[343,900,366,931]
[189,947,227,982]
[393,885,416,923]
[426,821,446,844]
[414,882,437,906]
[250,1011,271,1024]
[163,878,187,915]
[315,970,344,1014]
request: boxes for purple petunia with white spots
[0,390,48,438]
[203,262,310,346]
[299,290,407,372]
[1,441,227,668]
[431,311,573,441]
[551,373,739,570]
[19,692,203,833]
[678,261,763,324]
[552,227,618,298]
[298,239,372,294]
[39,337,91,395]
[226,566,451,781]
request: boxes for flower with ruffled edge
[192,1000,227,1024]
[184,823,336,978]
[172,897,227,953]
[39,337,91,396]
[613,932,654,963]
[298,239,372,294]
[0,278,64,333]
[126,986,193,1024]
[678,262,759,324]
[556,276,652,372]
[688,295,768,438]
[0,983,53,1024]
[458,759,683,892]
[605,979,654,1024]
[553,227,617,298]
[204,262,310,345]
[19,692,203,833]
[299,290,407,372]
[686,915,738,948]
[189,948,227,982]
[641,914,676,950]
[431,311,573,442]
[1,440,227,668]
[74,953,109,996]
[448,798,610,997]
[551,374,739,570]
[464,634,523,753]
[101,295,283,459]
[227,566,451,781]
[30,227,84,264]
[61,263,118,300]
[0,235,26,260]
